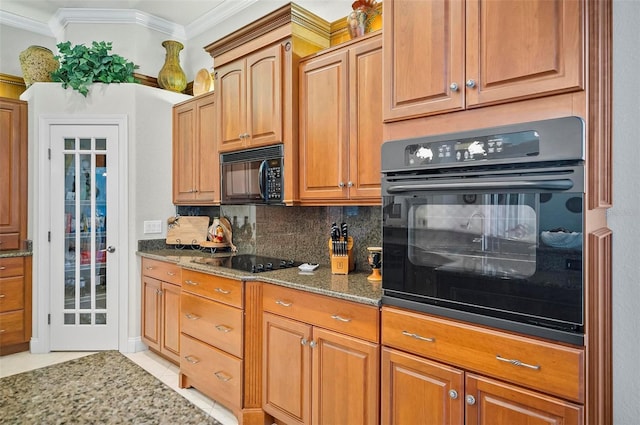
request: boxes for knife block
[328,237,355,275]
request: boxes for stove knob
[280,260,287,268]
[288,260,295,267]
[256,263,265,272]
[266,262,273,270]
[251,265,257,273]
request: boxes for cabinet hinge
[48,148,51,160]
[48,231,51,242]
[48,314,51,325]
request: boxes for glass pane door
[63,137,108,327]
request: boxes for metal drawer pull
[0,329,5,333]
[145,266,154,270]
[402,330,435,342]
[275,300,292,307]
[184,280,199,286]
[331,314,351,323]
[496,355,541,370]
[214,371,232,382]
[166,271,176,276]
[215,324,232,333]
[184,355,200,364]
[185,313,200,320]
[215,288,230,294]
[0,294,5,298]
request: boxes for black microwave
[220,144,284,204]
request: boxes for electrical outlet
[143,220,162,234]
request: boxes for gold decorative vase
[157,40,187,93]
[347,8,370,39]
[19,45,59,87]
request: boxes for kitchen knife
[341,222,348,256]
[331,222,339,255]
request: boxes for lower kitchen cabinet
[141,258,181,364]
[381,306,584,425]
[0,256,32,355]
[262,284,379,425]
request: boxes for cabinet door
[246,44,283,148]
[466,0,583,107]
[299,50,349,201]
[465,373,583,425]
[381,347,464,425]
[349,36,383,201]
[312,327,379,425]
[263,312,312,425]
[0,98,27,250]
[161,282,181,363]
[141,276,161,351]
[172,102,197,203]
[217,59,247,152]
[195,94,218,203]
[383,0,465,121]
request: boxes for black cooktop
[194,254,302,273]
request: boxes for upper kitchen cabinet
[299,33,383,205]
[173,91,219,205]
[383,0,583,122]
[205,3,331,205]
[216,44,283,153]
[0,97,27,250]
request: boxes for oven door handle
[386,179,574,193]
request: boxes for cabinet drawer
[0,277,24,312]
[180,333,242,409]
[181,292,243,358]
[141,258,181,285]
[0,257,24,278]
[0,234,21,251]
[0,310,25,345]
[263,284,379,343]
[382,306,584,403]
[182,269,243,308]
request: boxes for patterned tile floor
[0,349,238,425]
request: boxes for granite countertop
[137,249,382,307]
[0,250,33,259]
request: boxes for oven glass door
[382,191,584,334]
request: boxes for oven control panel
[405,130,540,167]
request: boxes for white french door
[49,124,119,350]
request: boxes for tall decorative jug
[157,40,187,93]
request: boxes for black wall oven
[381,117,585,345]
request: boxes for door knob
[100,246,116,253]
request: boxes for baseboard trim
[125,336,146,353]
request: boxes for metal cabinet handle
[496,354,541,370]
[338,181,345,188]
[466,79,477,88]
[184,355,200,364]
[145,266,154,270]
[402,330,435,342]
[450,82,459,91]
[215,287,230,294]
[309,340,317,348]
[449,389,458,399]
[275,299,292,307]
[214,371,232,382]
[184,280,199,286]
[185,313,200,320]
[215,324,232,333]
[347,181,353,187]
[0,294,6,298]
[331,314,351,323]
[466,395,476,405]
[0,329,5,333]
[166,271,176,276]
[301,338,307,345]
[156,289,162,295]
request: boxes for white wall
[20,83,189,352]
[611,1,640,423]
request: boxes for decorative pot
[346,7,371,39]
[157,40,187,93]
[18,45,59,87]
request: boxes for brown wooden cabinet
[216,44,283,153]
[179,269,246,421]
[172,91,219,205]
[299,33,383,204]
[0,256,32,355]
[262,284,379,425]
[141,258,181,364]
[0,97,27,250]
[381,306,584,425]
[382,0,583,122]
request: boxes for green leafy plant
[51,41,140,96]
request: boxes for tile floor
[0,349,238,425]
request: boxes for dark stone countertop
[0,250,33,259]
[137,249,382,307]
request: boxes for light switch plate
[143,220,162,234]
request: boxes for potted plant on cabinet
[50,41,139,96]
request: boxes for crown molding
[0,10,53,37]
[185,0,258,40]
